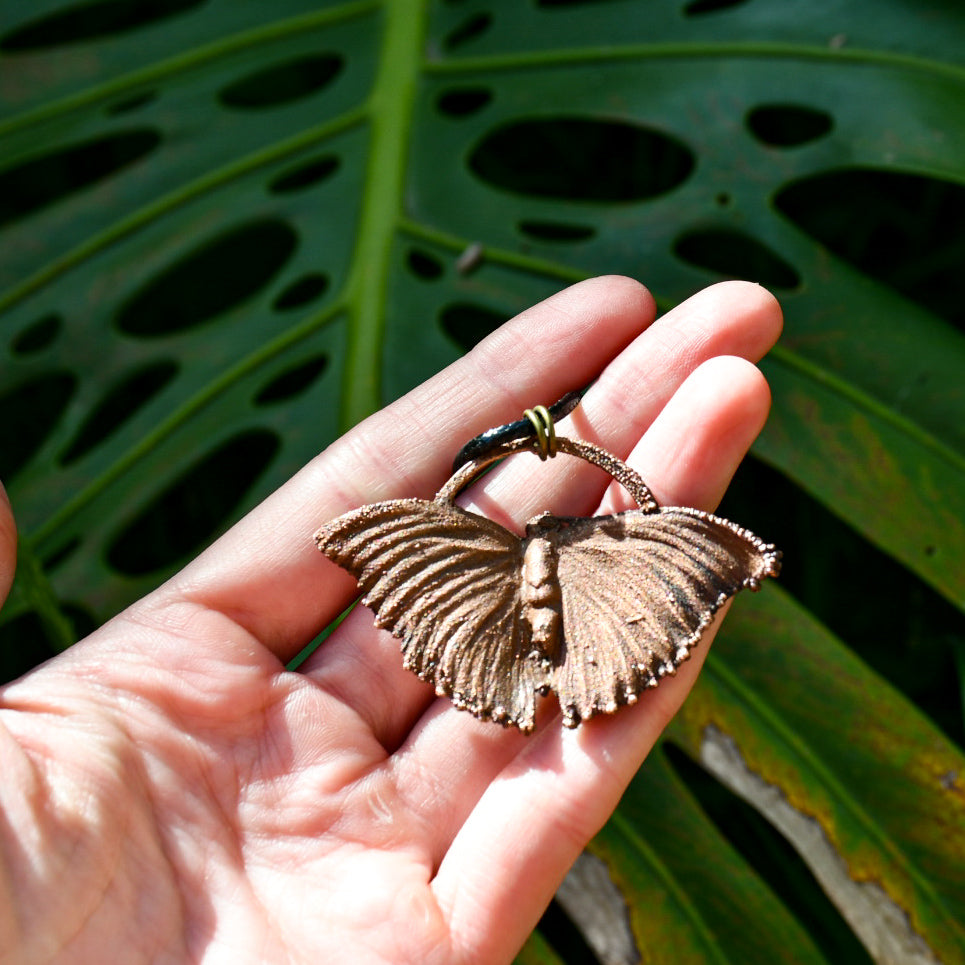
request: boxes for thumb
[0,483,17,610]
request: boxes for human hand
[0,277,781,964]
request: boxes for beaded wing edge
[315,415,781,733]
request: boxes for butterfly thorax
[521,529,562,661]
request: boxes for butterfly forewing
[315,499,547,731]
[548,508,781,726]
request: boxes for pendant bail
[523,404,556,460]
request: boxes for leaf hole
[443,12,493,50]
[518,220,596,243]
[268,155,340,194]
[775,168,965,330]
[58,360,178,466]
[682,0,750,14]
[272,273,329,311]
[116,218,298,336]
[470,117,694,201]
[440,303,506,350]
[436,87,493,118]
[0,372,77,480]
[106,428,280,576]
[673,227,800,289]
[62,602,98,641]
[0,0,206,51]
[254,354,328,406]
[218,53,344,110]
[0,612,60,684]
[407,248,445,280]
[42,537,82,571]
[11,313,63,355]
[0,129,160,228]
[106,90,158,115]
[747,104,834,147]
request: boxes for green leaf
[513,928,567,965]
[672,587,965,962]
[588,748,828,964]
[2,1,963,960]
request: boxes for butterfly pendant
[315,407,780,733]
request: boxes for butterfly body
[520,527,563,659]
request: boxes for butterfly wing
[547,508,781,726]
[315,499,547,731]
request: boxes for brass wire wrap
[452,389,582,472]
[523,404,555,460]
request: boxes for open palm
[0,277,781,964]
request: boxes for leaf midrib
[340,0,429,430]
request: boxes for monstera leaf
[1,1,963,962]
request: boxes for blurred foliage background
[1,1,963,962]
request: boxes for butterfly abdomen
[521,537,562,662]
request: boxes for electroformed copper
[315,428,780,733]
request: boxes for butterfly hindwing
[315,499,546,730]
[548,508,781,726]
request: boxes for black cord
[451,389,584,472]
